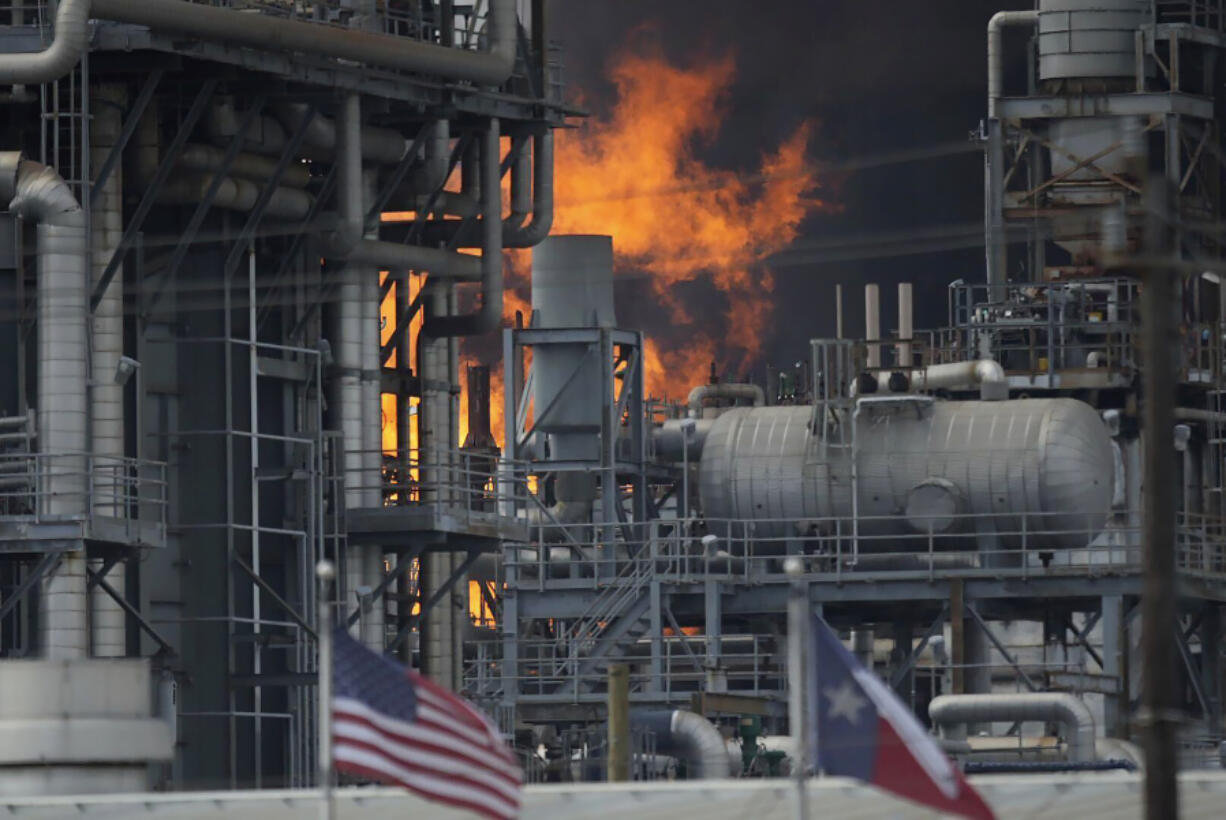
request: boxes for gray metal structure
[476,0,1226,781]
[0,0,569,792]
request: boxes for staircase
[0,411,36,516]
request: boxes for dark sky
[550,0,1034,371]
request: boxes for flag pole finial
[317,559,336,820]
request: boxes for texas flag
[807,615,996,820]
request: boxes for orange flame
[547,45,823,396]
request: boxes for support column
[89,83,130,658]
[1201,604,1222,735]
[950,579,965,695]
[891,620,915,705]
[704,579,725,693]
[1102,594,1125,738]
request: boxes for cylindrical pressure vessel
[697,398,1114,550]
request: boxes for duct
[631,710,735,779]
[987,11,1040,118]
[928,693,1096,763]
[89,85,127,658]
[99,0,516,85]
[178,144,311,189]
[423,118,503,337]
[271,102,406,166]
[1,151,88,658]
[687,383,765,416]
[0,0,517,87]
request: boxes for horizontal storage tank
[697,398,1114,550]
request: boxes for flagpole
[784,557,810,820]
[317,560,336,820]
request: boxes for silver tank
[697,398,1113,549]
[530,234,615,463]
[1038,0,1148,82]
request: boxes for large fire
[547,46,823,396]
[385,43,823,452]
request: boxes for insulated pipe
[329,93,364,257]
[414,129,554,248]
[631,710,735,779]
[0,0,90,84]
[206,99,289,158]
[504,130,554,247]
[865,283,881,369]
[89,84,127,658]
[117,0,518,85]
[0,0,516,86]
[156,174,312,221]
[928,693,1097,763]
[897,282,913,368]
[357,171,384,653]
[1,151,88,658]
[868,359,1008,400]
[270,102,407,166]
[987,10,1040,119]
[653,418,715,462]
[687,383,765,416]
[423,119,503,337]
[178,144,311,189]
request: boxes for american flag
[330,626,522,820]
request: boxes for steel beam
[0,552,60,625]
[965,604,1039,692]
[388,549,481,653]
[147,96,268,308]
[86,566,176,656]
[94,78,218,312]
[232,553,316,641]
[346,544,425,629]
[889,603,948,689]
[89,68,164,208]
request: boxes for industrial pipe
[928,693,1096,763]
[271,102,407,166]
[178,144,311,189]
[0,0,517,86]
[987,10,1040,118]
[89,84,127,658]
[156,174,312,221]
[631,710,735,779]
[328,93,365,256]
[687,383,765,416]
[1,151,89,658]
[653,418,715,462]
[423,118,503,337]
[414,129,554,249]
[0,0,90,85]
[867,359,1008,400]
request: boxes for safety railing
[343,446,533,522]
[0,451,168,536]
[464,633,785,703]
[506,509,1226,589]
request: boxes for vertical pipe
[835,283,843,340]
[89,83,128,657]
[950,579,965,696]
[1140,158,1180,819]
[607,663,629,782]
[358,172,383,652]
[897,282,913,369]
[784,558,810,819]
[864,284,880,369]
[315,561,335,819]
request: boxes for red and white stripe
[333,671,521,820]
